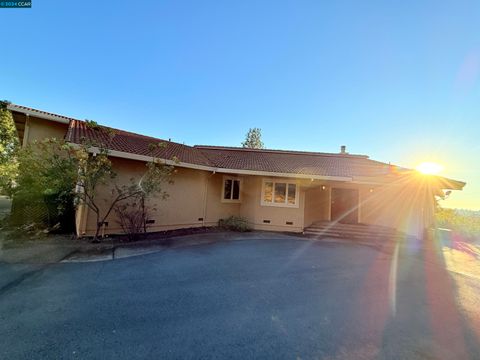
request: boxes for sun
[416,162,444,175]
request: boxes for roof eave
[7,104,72,124]
[436,177,466,191]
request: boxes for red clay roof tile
[194,146,396,177]
[65,120,213,167]
[64,119,399,178]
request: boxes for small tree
[0,101,20,196]
[75,139,175,241]
[114,201,148,242]
[241,128,264,149]
[114,158,174,241]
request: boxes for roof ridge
[195,145,369,158]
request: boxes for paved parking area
[1,236,479,359]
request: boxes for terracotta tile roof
[195,146,398,178]
[64,119,407,178]
[65,120,213,167]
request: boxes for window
[264,182,273,203]
[262,180,298,207]
[222,177,241,202]
[288,184,296,205]
[275,183,286,203]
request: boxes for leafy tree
[241,127,264,149]
[435,207,480,236]
[13,138,79,229]
[0,101,20,195]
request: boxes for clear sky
[1,1,479,210]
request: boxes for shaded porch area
[302,179,428,239]
[303,182,366,226]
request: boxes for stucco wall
[304,185,330,226]
[358,179,429,237]
[80,164,310,236]
[302,180,431,238]
[24,116,69,145]
[81,158,213,235]
[239,176,305,233]
[204,174,241,225]
[80,160,245,236]
[72,155,434,238]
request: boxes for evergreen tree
[241,128,264,149]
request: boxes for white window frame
[261,179,299,208]
[221,176,242,203]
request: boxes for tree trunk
[141,196,147,233]
[93,212,101,242]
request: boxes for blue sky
[1,0,479,209]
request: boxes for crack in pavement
[0,265,46,296]
[0,249,77,297]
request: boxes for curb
[60,233,392,263]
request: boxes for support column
[327,186,332,221]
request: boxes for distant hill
[453,209,480,217]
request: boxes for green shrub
[435,207,480,237]
[218,216,250,232]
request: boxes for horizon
[1,0,478,210]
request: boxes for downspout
[202,170,216,226]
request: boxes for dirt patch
[85,226,226,246]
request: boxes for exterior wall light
[322,185,326,190]
[369,188,374,193]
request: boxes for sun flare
[416,162,444,175]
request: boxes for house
[8,104,465,239]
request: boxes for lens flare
[416,162,444,175]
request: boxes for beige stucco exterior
[239,176,306,233]
[304,184,331,226]
[79,159,213,235]
[16,114,69,146]
[77,159,309,236]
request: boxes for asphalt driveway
[1,236,479,359]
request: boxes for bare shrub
[114,201,152,242]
